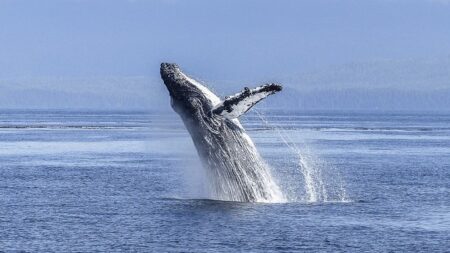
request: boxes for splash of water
[186,106,287,203]
[201,127,287,203]
[254,110,350,203]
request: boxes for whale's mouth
[160,63,180,79]
[160,63,184,96]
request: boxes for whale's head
[160,63,220,119]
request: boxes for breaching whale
[160,63,284,202]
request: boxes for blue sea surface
[0,110,449,252]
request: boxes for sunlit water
[1,110,449,252]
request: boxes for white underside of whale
[180,72,221,106]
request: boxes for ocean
[0,110,449,252]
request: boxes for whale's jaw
[160,63,220,113]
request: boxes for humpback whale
[160,63,284,202]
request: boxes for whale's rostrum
[160,63,285,202]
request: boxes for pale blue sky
[1,0,450,78]
[0,0,449,110]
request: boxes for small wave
[159,196,287,204]
[160,197,245,203]
[247,125,450,132]
[0,125,144,130]
[316,127,442,132]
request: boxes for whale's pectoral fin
[212,83,282,119]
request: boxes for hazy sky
[1,0,450,110]
[1,0,450,78]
